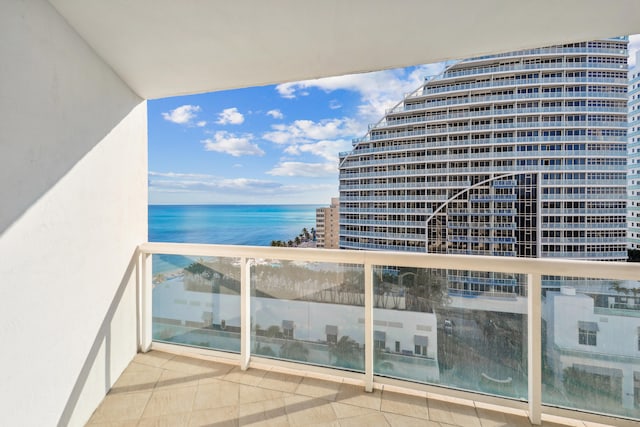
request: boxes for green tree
[279,341,309,361]
[329,336,360,369]
[609,281,640,297]
[402,268,450,312]
[265,325,281,338]
[254,342,276,357]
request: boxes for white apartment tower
[339,38,628,261]
[628,52,640,250]
[316,197,340,248]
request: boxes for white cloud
[216,107,245,125]
[329,99,342,110]
[285,139,351,162]
[263,118,361,145]
[276,85,298,99]
[266,109,284,119]
[149,172,338,205]
[275,63,447,121]
[161,105,202,125]
[217,178,281,191]
[283,145,300,156]
[149,171,216,179]
[202,131,264,157]
[196,121,207,127]
[267,161,337,177]
[149,176,281,193]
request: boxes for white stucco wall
[546,292,640,358]
[153,277,439,360]
[545,291,640,409]
[0,1,146,425]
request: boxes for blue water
[149,204,320,274]
[149,204,319,245]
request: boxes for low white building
[543,287,640,410]
[152,274,439,380]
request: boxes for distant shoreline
[148,203,323,207]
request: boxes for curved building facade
[339,38,628,261]
[629,53,640,250]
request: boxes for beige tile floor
[87,351,617,427]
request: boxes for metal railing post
[364,262,374,392]
[528,273,542,425]
[240,257,251,370]
[140,252,152,352]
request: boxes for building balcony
[459,45,627,63]
[411,76,627,98]
[6,2,640,425]
[384,91,626,116]
[90,347,638,427]
[85,349,552,426]
[379,106,627,125]
[91,242,640,426]
[438,62,628,80]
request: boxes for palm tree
[329,336,360,369]
[610,281,640,297]
[265,325,281,338]
[254,342,276,357]
[279,341,309,361]
[403,268,450,312]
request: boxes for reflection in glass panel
[373,266,528,400]
[251,260,365,371]
[152,254,241,352]
[542,276,640,419]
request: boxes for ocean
[149,204,320,273]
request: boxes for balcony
[6,2,640,426]
[87,242,640,426]
[86,350,596,427]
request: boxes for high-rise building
[629,52,640,251]
[316,197,340,248]
[339,38,628,261]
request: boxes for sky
[148,35,640,206]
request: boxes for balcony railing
[138,242,640,425]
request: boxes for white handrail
[138,241,640,425]
[138,242,638,281]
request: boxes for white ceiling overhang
[49,0,640,99]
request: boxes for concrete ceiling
[49,0,640,99]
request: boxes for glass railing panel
[372,266,528,400]
[151,254,241,352]
[251,260,365,371]
[541,276,640,419]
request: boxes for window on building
[578,321,598,346]
[326,324,338,344]
[414,335,428,356]
[634,372,640,408]
[374,330,386,350]
[282,320,294,339]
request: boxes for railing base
[144,341,638,427]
